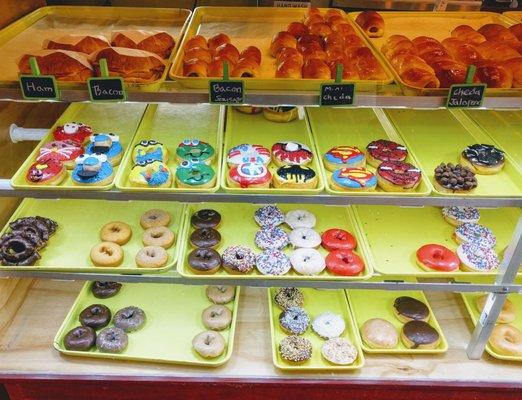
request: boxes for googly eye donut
[179,160,191,169]
[182,139,191,146]
[135,160,148,167]
[191,139,200,146]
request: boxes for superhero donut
[272,141,313,166]
[330,167,377,191]
[72,153,114,186]
[36,140,83,168]
[129,160,172,188]
[227,162,272,188]
[176,139,215,165]
[366,140,408,168]
[86,133,123,166]
[274,165,317,189]
[324,146,365,171]
[52,122,92,144]
[227,144,271,166]
[132,140,168,163]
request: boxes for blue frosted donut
[332,167,377,190]
[72,154,113,184]
[86,133,123,162]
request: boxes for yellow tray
[461,110,522,174]
[115,104,224,193]
[306,107,432,197]
[352,205,521,277]
[220,108,325,194]
[348,11,520,96]
[0,198,185,274]
[169,7,394,92]
[0,6,191,91]
[504,11,522,23]
[177,202,374,281]
[385,109,522,198]
[346,278,448,354]
[460,278,522,362]
[54,282,240,366]
[268,287,364,370]
[11,103,147,191]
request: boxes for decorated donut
[254,205,285,227]
[273,165,317,189]
[72,153,114,186]
[132,140,168,163]
[366,139,408,168]
[255,227,289,250]
[416,244,460,272]
[256,249,292,275]
[36,140,83,168]
[227,144,271,166]
[129,160,172,188]
[227,162,271,189]
[323,146,365,171]
[176,139,215,165]
[26,159,66,186]
[325,249,364,276]
[175,160,216,188]
[86,133,123,166]
[330,167,377,191]
[442,206,480,227]
[457,242,500,272]
[272,141,313,166]
[454,222,496,249]
[377,161,421,192]
[321,229,357,251]
[460,144,505,175]
[52,122,92,144]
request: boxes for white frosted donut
[312,312,346,339]
[290,248,325,275]
[289,228,321,249]
[285,209,316,229]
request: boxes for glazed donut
[255,227,289,250]
[377,161,421,192]
[113,306,146,332]
[90,242,124,268]
[206,285,235,304]
[272,142,313,167]
[256,249,291,275]
[321,229,357,251]
[289,228,321,249]
[284,210,316,229]
[142,227,175,249]
[254,205,285,228]
[64,326,96,351]
[191,209,221,229]
[321,337,357,365]
[393,296,429,323]
[135,246,168,269]
[274,287,304,310]
[189,228,221,248]
[330,167,377,192]
[475,294,516,324]
[290,248,325,275]
[312,312,345,339]
[457,242,500,272]
[401,320,440,349]
[222,245,256,274]
[192,331,226,358]
[416,244,460,272]
[323,146,365,171]
[360,318,399,349]
[91,281,122,299]
[202,305,232,331]
[79,304,111,329]
[100,221,132,245]
[454,222,496,249]
[279,306,310,335]
[96,326,128,353]
[279,335,312,363]
[227,143,271,166]
[188,248,222,274]
[325,249,364,276]
[366,140,408,168]
[489,324,522,356]
[140,209,170,229]
[442,206,480,226]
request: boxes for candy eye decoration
[182,139,191,146]
[179,160,191,169]
[135,160,148,167]
[191,139,200,146]
[63,122,79,134]
[76,153,107,166]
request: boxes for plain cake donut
[202,305,232,331]
[192,331,226,358]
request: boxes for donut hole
[110,226,121,233]
[146,249,157,258]
[151,232,163,239]
[101,246,113,256]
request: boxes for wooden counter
[0,279,520,400]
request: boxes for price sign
[319,64,356,106]
[19,57,59,100]
[446,65,486,109]
[88,59,126,102]
[209,62,244,104]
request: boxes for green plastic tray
[177,203,374,281]
[11,103,147,191]
[220,108,325,194]
[385,109,522,198]
[0,198,185,274]
[461,277,522,362]
[54,282,240,366]
[461,110,522,174]
[346,278,448,354]
[352,205,521,277]
[115,104,224,193]
[306,107,432,197]
[268,287,364,370]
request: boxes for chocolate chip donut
[79,304,111,329]
[113,306,146,332]
[191,209,221,229]
[189,228,221,248]
[188,248,221,274]
[63,326,96,351]
[91,281,122,299]
[96,327,128,353]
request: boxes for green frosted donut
[176,161,215,186]
[176,139,215,164]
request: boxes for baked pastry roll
[231,58,259,78]
[302,59,331,79]
[208,33,230,52]
[441,38,482,65]
[111,30,175,59]
[185,35,208,50]
[389,53,439,88]
[270,31,297,57]
[287,21,309,39]
[183,47,212,64]
[355,11,385,38]
[184,59,208,77]
[477,41,520,62]
[45,34,109,54]
[430,58,468,87]
[381,35,417,59]
[353,47,388,80]
[276,59,302,79]
[502,57,522,88]
[207,59,225,78]
[451,25,486,45]
[215,43,240,65]
[343,34,365,49]
[18,50,93,81]
[309,23,332,38]
[276,47,304,67]
[509,24,522,41]
[476,62,513,88]
[240,46,262,64]
[478,24,518,43]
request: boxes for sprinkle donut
[454,222,496,249]
[272,141,313,166]
[321,337,357,365]
[274,288,304,309]
[321,229,357,251]
[52,122,92,144]
[323,145,365,171]
[279,335,312,363]
[36,140,83,168]
[377,161,421,192]
[227,143,271,166]
[331,167,377,191]
[256,250,291,275]
[326,249,364,276]
[254,205,284,227]
[279,306,310,335]
[290,248,325,275]
[366,139,408,168]
[457,242,500,272]
[222,245,256,274]
[254,227,289,250]
[442,206,480,226]
[284,210,316,229]
[289,228,321,248]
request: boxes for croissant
[270,31,297,57]
[354,47,388,80]
[509,24,522,41]
[324,33,345,51]
[276,47,304,67]
[389,53,439,88]
[183,47,212,64]
[381,35,417,59]
[451,25,486,45]
[355,11,385,38]
[208,33,230,52]
[297,34,322,53]
[276,59,302,79]
[231,58,259,78]
[413,36,447,57]
[183,59,208,77]
[476,62,513,88]
[441,38,482,65]
[430,58,468,87]
[185,35,208,50]
[477,41,520,62]
[400,69,440,88]
[111,30,174,59]
[287,22,309,39]
[302,58,331,79]
[502,57,522,88]
[478,24,518,43]
[239,46,262,65]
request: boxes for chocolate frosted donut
[113,306,146,332]
[91,281,122,299]
[96,327,128,353]
[393,296,429,322]
[462,144,504,167]
[64,326,96,351]
[10,217,50,241]
[402,320,440,349]
[0,234,39,265]
[79,304,111,329]
[188,248,222,274]
[434,163,477,192]
[191,209,221,229]
[190,228,221,248]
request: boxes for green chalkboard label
[19,75,59,100]
[320,83,356,106]
[209,81,244,104]
[88,77,126,102]
[446,84,486,108]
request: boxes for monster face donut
[86,133,123,166]
[442,206,480,227]
[176,139,215,165]
[321,229,357,251]
[227,144,271,166]
[176,160,216,188]
[26,160,66,186]
[272,142,313,166]
[330,167,377,192]
[36,140,83,168]
[377,161,421,192]
[129,160,172,188]
[254,205,285,227]
[366,140,408,168]
[324,146,365,171]
[325,249,364,276]
[454,222,496,249]
[460,143,505,174]
[132,140,168,163]
[53,122,92,144]
[227,162,271,189]
[273,165,317,189]
[72,153,114,186]
[416,244,460,272]
[457,242,500,272]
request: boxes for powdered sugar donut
[285,209,316,229]
[256,250,291,275]
[272,141,313,167]
[227,144,271,166]
[454,222,496,249]
[289,228,321,249]
[36,140,83,168]
[254,205,284,227]
[255,227,289,250]
[52,122,92,144]
[312,312,346,339]
[457,242,500,272]
[290,248,325,275]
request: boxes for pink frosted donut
[37,140,84,167]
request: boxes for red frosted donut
[321,229,357,251]
[326,249,364,276]
[416,244,459,272]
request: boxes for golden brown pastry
[478,24,518,43]
[111,30,175,59]
[430,58,468,87]
[326,48,346,66]
[183,47,212,64]
[306,6,321,16]
[355,11,385,38]
[389,53,439,88]
[302,58,331,79]
[325,9,345,19]
[503,57,522,88]
[301,48,328,63]
[240,46,262,64]
[231,58,259,78]
[328,52,359,80]
[509,24,522,41]
[332,23,357,40]
[441,38,482,65]
[287,21,309,38]
[477,41,520,62]
[343,34,365,49]
[45,34,109,54]
[324,33,345,51]
[208,33,231,52]
[215,43,240,65]
[303,14,324,27]
[297,34,322,53]
[270,31,297,57]
[309,23,333,38]
[183,59,208,77]
[382,35,417,59]
[186,35,208,50]
[276,59,302,79]
[412,36,448,59]
[326,14,345,27]
[18,50,93,81]
[207,59,225,77]
[451,25,486,45]
[476,62,513,88]
[354,47,388,80]
[276,47,304,67]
